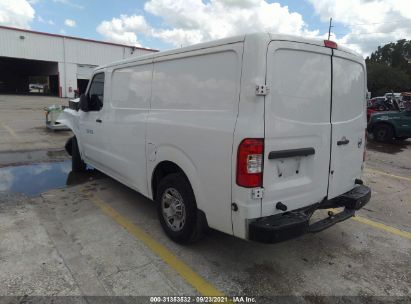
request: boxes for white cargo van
[59,33,371,244]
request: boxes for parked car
[367,107,411,142]
[400,92,411,102]
[368,97,394,111]
[368,96,386,108]
[59,33,371,244]
[384,92,401,100]
[367,97,400,121]
[367,108,378,122]
[29,83,45,93]
[44,105,70,131]
[400,92,411,109]
[29,83,44,90]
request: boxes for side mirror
[79,94,89,112]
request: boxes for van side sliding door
[147,44,243,235]
[102,61,153,196]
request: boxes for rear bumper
[248,185,371,243]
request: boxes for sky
[1,0,410,56]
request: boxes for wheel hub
[161,188,186,232]
[378,130,386,138]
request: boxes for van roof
[97,32,362,70]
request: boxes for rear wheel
[71,136,86,172]
[373,124,394,142]
[157,173,202,244]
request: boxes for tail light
[236,138,264,188]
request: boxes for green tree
[367,63,410,97]
[366,40,411,97]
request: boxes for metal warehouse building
[0,26,156,98]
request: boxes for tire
[373,124,394,142]
[156,173,203,244]
[64,137,73,156]
[71,136,86,172]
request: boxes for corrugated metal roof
[0,25,158,52]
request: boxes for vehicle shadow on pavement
[70,172,410,297]
[367,139,410,154]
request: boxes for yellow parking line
[88,193,226,297]
[328,208,411,240]
[365,167,411,182]
[87,189,410,298]
[353,215,411,240]
[1,123,20,140]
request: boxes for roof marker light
[324,40,338,49]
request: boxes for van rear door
[262,41,332,216]
[328,50,366,199]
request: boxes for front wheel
[373,124,394,142]
[71,136,87,172]
[157,173,202,244]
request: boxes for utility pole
[328,17,333,40]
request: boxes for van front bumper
[248,185,371,243]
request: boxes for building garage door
[0,57,59,96]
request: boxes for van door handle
[96,119,102,123]
[337,138,349,145]
[268,148,315,159]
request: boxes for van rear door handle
[268,148,315,159]
[337,137,349,145]
[96,119,102,123]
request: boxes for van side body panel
[231,34,269,239]
[101,60,153,196]
[146,43,244,235]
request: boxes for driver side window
[88,72,105,111]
